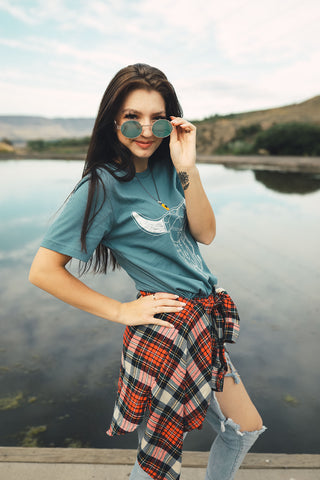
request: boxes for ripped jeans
[130,353,266,480]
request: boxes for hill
[0,116,94,143]
[195,95,320,154]
[0,95,319,154]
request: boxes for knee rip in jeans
[219,352,266,434]
[212,391,266,437]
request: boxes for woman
[29,63,266,480]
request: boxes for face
[115,88,167,171]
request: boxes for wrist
[177,166,199,191]
[107,298,124,324]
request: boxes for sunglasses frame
[114,119,173,139]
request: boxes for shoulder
[72,167,118,199]
[97,166,128,189]
[63,169,113,217]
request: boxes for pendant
[159,201,170,210]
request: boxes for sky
[0,0,319,120]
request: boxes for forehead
[120,88,166,113]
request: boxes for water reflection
[254,170,320,194]
[0,161,319,453]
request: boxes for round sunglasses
[115,119,173,139]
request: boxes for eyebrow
[121,108,166,116]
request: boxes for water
[0,160,319,452]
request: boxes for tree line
[3,122,319,156]
[27,137,91,151]
[215,122,320,156]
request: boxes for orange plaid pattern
[107,288,240,480]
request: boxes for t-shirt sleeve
[40,175,114,261]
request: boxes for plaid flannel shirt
[106,288,240,480]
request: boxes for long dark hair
[80,63,183,274]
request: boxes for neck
[134,157,149,173]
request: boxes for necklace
[135,169,170,210]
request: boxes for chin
[132,147,156,160]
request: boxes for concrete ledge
[197,154,320,173]
[1,448,319,470]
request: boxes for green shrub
[234,123,262,140]
[1,137,13,146]
[51,137,91,147]
[27,137,91,152]
[214,123,261,154]
[27,139,46,151]
[253,122,320,156]
[216,140,255,155]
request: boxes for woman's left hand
[169,116,196,171]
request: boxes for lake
[0,160,319,453]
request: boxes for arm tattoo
[178,171,190,191]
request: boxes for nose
[140,124,153,137]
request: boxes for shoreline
[196,154,320,173]
[1,153,320,173]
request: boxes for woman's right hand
[29,249,186,328]
[118,292,186,328]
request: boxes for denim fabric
[204,391,266,480]
[129,354,266,480]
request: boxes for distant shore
[1,153,320,173]
[197,154,320,173]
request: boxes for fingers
[151,293,185,327]
[153,305,184,315]
[148,318,176,328]
[151,292,179,301]
[148,292,185,310]
[170,116,196,134]
[119,293,186,329]
[139,293,186,328]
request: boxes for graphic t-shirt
[41,158,217,297]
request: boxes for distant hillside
[0,95,319,152]
[0,116,94,143]
[195,95,320,154]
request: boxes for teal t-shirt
[41,158,217,298]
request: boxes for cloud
[0,0,146,35]
[212,0,320,64]
[0,0,319,117]
[175,77,269,119]
[136,0,214,37]
[0,36,130,66]
[0,78,100,116]
[0,0,91,27]
[261,50,320,100]
[0,0,36,24]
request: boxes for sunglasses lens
[121,120,141,138]
[152,119,173,138]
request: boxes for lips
[134,141,153,149]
